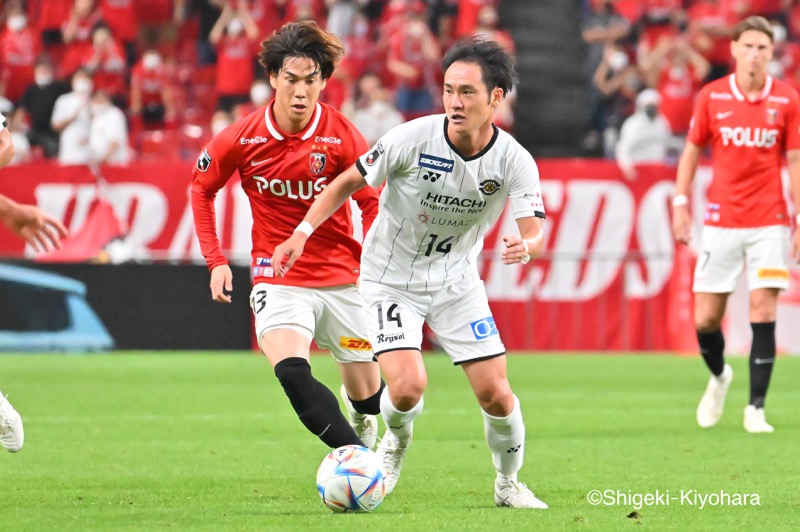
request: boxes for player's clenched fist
[672,204,691,245]
[210,264,233,303]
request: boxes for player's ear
[320,78,328,91]
[269,72,278,90]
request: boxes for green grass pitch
[0,352,799,530]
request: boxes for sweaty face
[731,30,774,77]
[443,61,499,134]
[269,56,326,131]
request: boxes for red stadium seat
[137,130,181,161]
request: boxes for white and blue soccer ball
[316,445,385,512]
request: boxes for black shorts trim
[373,346,421,360]
[453,351,506,366]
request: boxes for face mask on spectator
[212,119,230,136]
[35,71,54,87]
[228,18,244,36]
[767,60,784,79]
[250,83,271,106]
[771,24,787,45]
[407,20,426,39]
[73,78,93,94]
[91,102,110,115]
[608,51,628,71]
[644,105,658,120]
[353,21,368,38]
[7,15,26,32]
[143,53,161,70]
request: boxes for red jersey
[131,62,169,107]
[688,74,800,228]
[191,101,379,288]
[100,0,138,43]
[214,35,256,97]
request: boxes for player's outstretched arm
[787,148,800,263]
[672,142,701,245]
[272,164,368,276]
[502,216,544,265]
[0,194,68,253]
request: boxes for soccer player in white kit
[273,38,548,509]
[0,112,68,452]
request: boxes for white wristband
[796,213,800,225]
[520,239,531,265]
[672,194,689,207]
[295,221,314,237]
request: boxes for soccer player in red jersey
[672,16,800,433]
[191,21,384,449]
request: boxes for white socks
[483,394,525,483]
[380,386,423,442]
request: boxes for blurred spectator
[455,0,495,38]
[51,68,93,165]
[615,88,673,180]
[582,0,632,151]
[89,90,130,165]
[82,21,128,107]
[18,55,70,158]
[209,1,260,112]
[130,49,175,130]
[35,0,73,46]
[592,43,644,157]
[790,1,800,41]
[245,0,287,38]
[386,7,441,119]
[61,0,103,77]
[6,109,31,165]
[427,0,458,47]
[473,5,515,55]
[341,71,405,145]
[340,12,380,84]
[99,0,139,66]
[768,22,800,93]
[0,2,41,103]
[174,0,224,66]
[640,31,709,137]
[233,78,272,119]
[210,108,233,136]
[687,0,736,82]
[326,0,357,39]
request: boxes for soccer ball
[316,445,385,512]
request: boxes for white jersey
[356,114,545,290]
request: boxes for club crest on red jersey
[309,152,327,175]
[766,108,778,125]
[196,149,212,172]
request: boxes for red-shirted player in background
[191,21,384,450]
[672,16,800,433]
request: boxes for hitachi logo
[425,192,486,209]
[719,127,778,148]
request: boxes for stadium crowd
[0,0,512,165]
[583,0,800,172]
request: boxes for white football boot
[0,392,24,453]
[494,478,549,509]
[375,428,412,494]
[339,385,378,449]
[696,364,733,428]
[743,405,774,433]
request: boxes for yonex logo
[419,154,454,172]
[507,445,521,453]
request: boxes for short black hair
[258,21,345,80]
[442,37,517,96]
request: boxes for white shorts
[358,273,506,365]
[693,225,791,293]
[249,283,373,363]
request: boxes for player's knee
[274,357,313,392]
[475,386,514,416]
[389,378,426,411]
[695,318,722,333]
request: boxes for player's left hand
[501,235,529,265]
[272,233,307,277]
